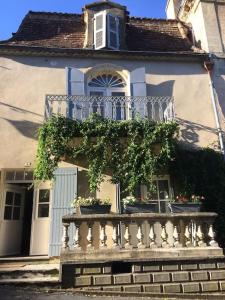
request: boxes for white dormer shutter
[107,14,120,50]
[94,11,106,50]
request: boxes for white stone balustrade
[61,212,222,261]
[45,95,174,122]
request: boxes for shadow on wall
[0,101,42,140]
[147,81,175,96]
[176,117,219,148]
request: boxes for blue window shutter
[66,67,85,119]
[130,67,147,118]
[49,168,77,257]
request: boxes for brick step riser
[74,270,225,287]
[81,280,225,293]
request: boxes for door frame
[30,183,52,256]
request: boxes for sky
[0,0,167,41]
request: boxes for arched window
[88,74,126,88]
[87,72,127,120]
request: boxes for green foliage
[170,146,225,246]
[34,114,178,195]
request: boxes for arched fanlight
[88,74,126,88]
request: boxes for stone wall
[61,257,225,293]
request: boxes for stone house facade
[0,0,222,257]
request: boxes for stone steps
[0,263,59,285]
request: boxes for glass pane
[15,170,24,180]
[4,206,12,220]
[38,204,49,218]
[14,193,22,206]
[148,181,158,200]
[13,207,21,220]
[158,180,169,199]
[5,171,15,181]
[24,170,33,180]
[5,192,14,205]
[39,190,50,203]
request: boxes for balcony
[60,212,225,290]
[61,212,222,263]
[45,95,174,121]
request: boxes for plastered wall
[0,55,218,171]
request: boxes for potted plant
[122,196,158,214]
[72,196,111,214]
[168,194,205,213]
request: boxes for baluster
[121,100,125,120]
[112,102,116,120]
[86,222,94,250]
[148,223,157,248]
[159,102,163,122]
[97,102,101,115]
[152,102,155,121]
[62,223,70,250]
[74,222,81,251]
[173,224,182,248]
[124,222,132,249]
[196,224,206,247]
[112,222,120,249]
[58,101,62,115]
[100,222,107,248]
[208,224,219,247]
[87,101,91,117]
[137,222,145,249]
[142,99,148,118]
[161,223,169,248]
[185,222,192,247]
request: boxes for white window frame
[140,175,172,213]
[36,189,50,219]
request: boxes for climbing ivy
[170,146,225,247]
[34,114,178,195]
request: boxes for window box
[79,204,111,215]
[123,202,158,214]
[168,203,201,213]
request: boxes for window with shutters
[107,14,120,50]
[94,11,120,50]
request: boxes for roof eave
[0,44,209,62]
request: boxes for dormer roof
[84,0,126,11]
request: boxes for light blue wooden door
[49,168,77,257]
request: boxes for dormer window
[94,11,120,50]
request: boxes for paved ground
[1,285,225,300]
[0,286,169,300]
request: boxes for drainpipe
[204,56,225,156]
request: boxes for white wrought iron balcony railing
[45,95,174,122]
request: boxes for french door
[0,186,25,256]
[89,88,126,120]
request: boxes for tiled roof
[0,11,199,53]
[1,11,85,49]
[127,17,194,52]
